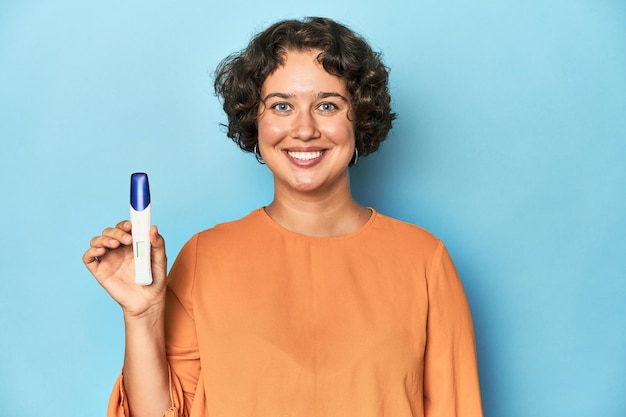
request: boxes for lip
[283,148,327,167]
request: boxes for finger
[105,221,132,245]
[85,222,133,267]
[89,234,125,251]
[82,246,106,266]
[149,225,165,249]
[115,220,132,231]
[149,225,168,283]
[97,226,133,247]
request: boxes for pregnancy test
[130,173,152,285]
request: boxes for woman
[84,17,483,417]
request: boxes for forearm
[122,305,172,417]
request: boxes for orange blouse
[108,208,483,417]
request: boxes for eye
[271,102,291,112]
[318,102,338,112]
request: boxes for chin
[291,181,318,192]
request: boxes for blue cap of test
[131,173,151,211]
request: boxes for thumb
[149,225,168,282]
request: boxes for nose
[291,110,320,141]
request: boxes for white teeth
[287,151,323,161]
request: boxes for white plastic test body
[130,173,152,285]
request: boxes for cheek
[257,117,288,145]
[322,119,355,144]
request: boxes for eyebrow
[261,92,349,102]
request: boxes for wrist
[122,301,166,324]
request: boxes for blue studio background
[1,1,624,416]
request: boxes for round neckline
[257,206,378,241]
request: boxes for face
[257,49,355,196]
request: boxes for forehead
[261,49,348,95]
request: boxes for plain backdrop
[1,1,624,416]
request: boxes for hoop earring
[254,144,265,165]
[349,147,359,166]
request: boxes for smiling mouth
[287,150,325,161]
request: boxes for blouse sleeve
[106,234,201,417]
[423,242,483,417]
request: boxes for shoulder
[370,210,442,252]
[371,212,462,284]
[169,209,266,282]
[190,208,267,250]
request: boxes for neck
[265,181,371,237]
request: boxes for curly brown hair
[213,17,396,158]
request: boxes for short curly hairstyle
[214,17,396,157]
